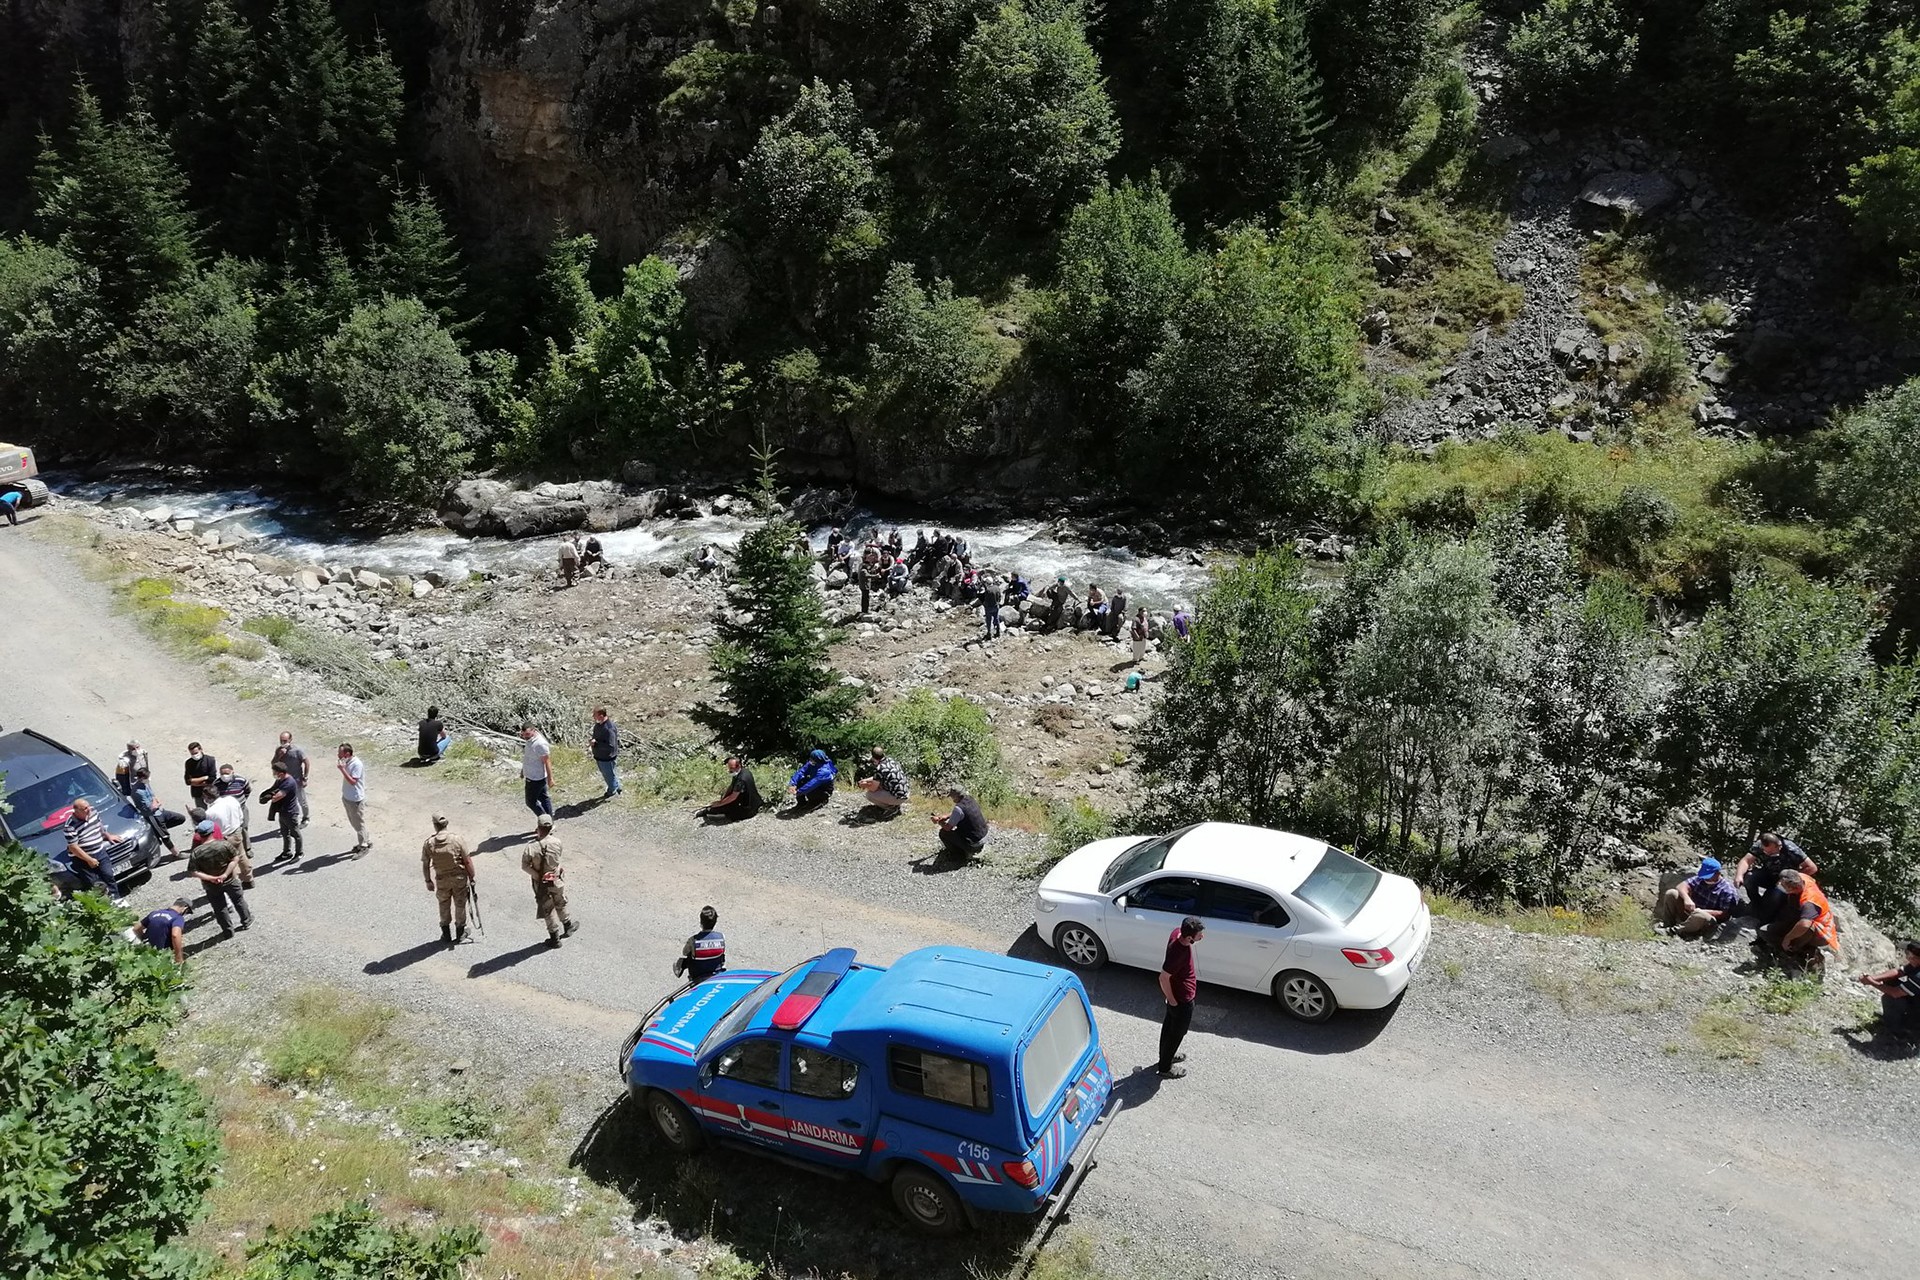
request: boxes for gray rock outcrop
[439,478,666,538]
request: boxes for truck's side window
[889,1046,992,1112]
[714,1037,783,1089]
[790,1045,859,1100]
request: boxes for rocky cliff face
[422,0,717,263]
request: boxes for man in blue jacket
[787,749,838,813]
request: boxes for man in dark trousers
[260,761,303,863]
[591,706,623,797]
[139,898,192,965]
[272,731,311,826]
[1157,916,1205,1079]
[673,906,727,982]
[933,787,989,857]
[696,757,762,822]
[183,741,219,807]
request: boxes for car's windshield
[1099,825,1196,893]
[1293,846,1383,923]
[699,961,806,1055]
[6,766,114,831]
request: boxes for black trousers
[793,785,833,812]
[939,828,985,857]
[1159,1000,1194,1070]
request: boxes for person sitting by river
[580,534,606,573]
[787,749,838,814]
[887,528,904,561]
[692,544,720,576]
[907,530,931,572]
[1654,858,1742,938]
[934,550,963,599]
[1084,583,1108,632]
[1045,576,1078,631]
[887,557,909,597]
[1006,570,1031,613]
[1752,868,1838,967]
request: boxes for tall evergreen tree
[154,0,261,226]
[695,458,862,758]
[371,185,470,333]
[33,86,199,318]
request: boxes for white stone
[411,580,434,599]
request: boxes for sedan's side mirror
[1113,893,1128,911]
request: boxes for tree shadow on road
[568,1092,1034,1280]
[473,832,532,855]
[1005,925,1399,1056]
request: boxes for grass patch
[1691,1007,1767,1063]
[1370,429,1840,600]
[264,988,399,1089]
[402,1091,497,1142]
[1430,894,1655,941]
[1527,966,1671,1015]
[118,575,246,656]
[1754,976,1824,1017]
[243,613,297,644]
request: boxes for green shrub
[0,844,218,1279]
[1043,796,1114,870]
[239,1200,482,1280]
[402,1092,496,1142]
[267,1025,354,1085]
[242,613,296,644]
[1633,328,1690,402]
[1505,0,1640,119]
[861,689,1004,789]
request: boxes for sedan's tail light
[1342,947,1395,968]
[1003,1159,1040,1189]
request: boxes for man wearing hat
[421,814,476,948]
[787,749,838,814]
[188,822,252,938]
[138,898,193,964]
[520,813,575,948]
[1655,857,1742,938]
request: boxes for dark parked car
[0,728,164,883]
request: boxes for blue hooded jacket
[790,750,838,795]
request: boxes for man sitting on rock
[1857,940,1920,1044]
[693,544,720,576]
[1735,832,1817,929]
[581,534,606,573]
[1752,868,1838,966]
[1655,857,1741,938]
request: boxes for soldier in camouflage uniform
[521,813,576,948]
[421,814,475,948]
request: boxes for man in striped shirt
[60,798,128,905]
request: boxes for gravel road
[4,523,1917,1280]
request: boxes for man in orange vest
[1754,868,1838,961]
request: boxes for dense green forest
[1,0,1914,522]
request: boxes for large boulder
[438,477,665,538]
[1576,171,1678,221]
[1830,898,1898,975]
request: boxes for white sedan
[1032,822,1430,1022]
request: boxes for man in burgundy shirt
[1158,916,1205,1079]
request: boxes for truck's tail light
[1003,1160,1040,1189]
[1341,947,1394,969]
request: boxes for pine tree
[160,0,261,226]
[373,184,470,333]
[34,85,200,317]
[1245,0,1330,202]
[694,453,863,759]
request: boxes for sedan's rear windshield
[1293,847,1382,923]
[1099,825,1196,893]
[5,767,112,830]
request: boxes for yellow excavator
[0,442,50,508]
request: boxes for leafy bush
[1504,0,1639,118]
[1043,796,1114,870]
[0,844,218,1279]
[862,263,1005,453]
[861,689,1004,788]
[1820,376,1920,643]
[238,1200,482,1280]
[242,613,296,643]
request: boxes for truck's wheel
[646,1090,704,1154]
[891,1165,965,1236]
[1053,922,1108,970]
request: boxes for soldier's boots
[455,923,468,946]
[440,924,453,948]
[545,933,562,949]
[562,920,579,938]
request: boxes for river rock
[351,568,386,590]
[411,579,434,599]
[1109,713,1139,731]
[295,570,323,592]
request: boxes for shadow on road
[364,938,448,975]
[466,939,552,978]
[473,832,530,855]
[909,849,972,875]
[270,849,356,875]
[568,1092,1035,1280]
[553,797,609,820]
[1005,925,1399,1056]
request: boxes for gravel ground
[6,515,1919,1280]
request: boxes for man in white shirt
[338,742,372,855]
[520,724,554,823]
[206,788,255,888]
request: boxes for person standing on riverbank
[338,743,372,855]
[272,731,311,825]
[521,724,555,820]
[1131,607,1149,665]
[558,535,580,587]
[590,707,622,798]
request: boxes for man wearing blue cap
[1655,857,1742,937]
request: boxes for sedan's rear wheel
[1274,970,1337,1023]
[1054,922,1108,970]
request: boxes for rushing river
[50,474,1217,609]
